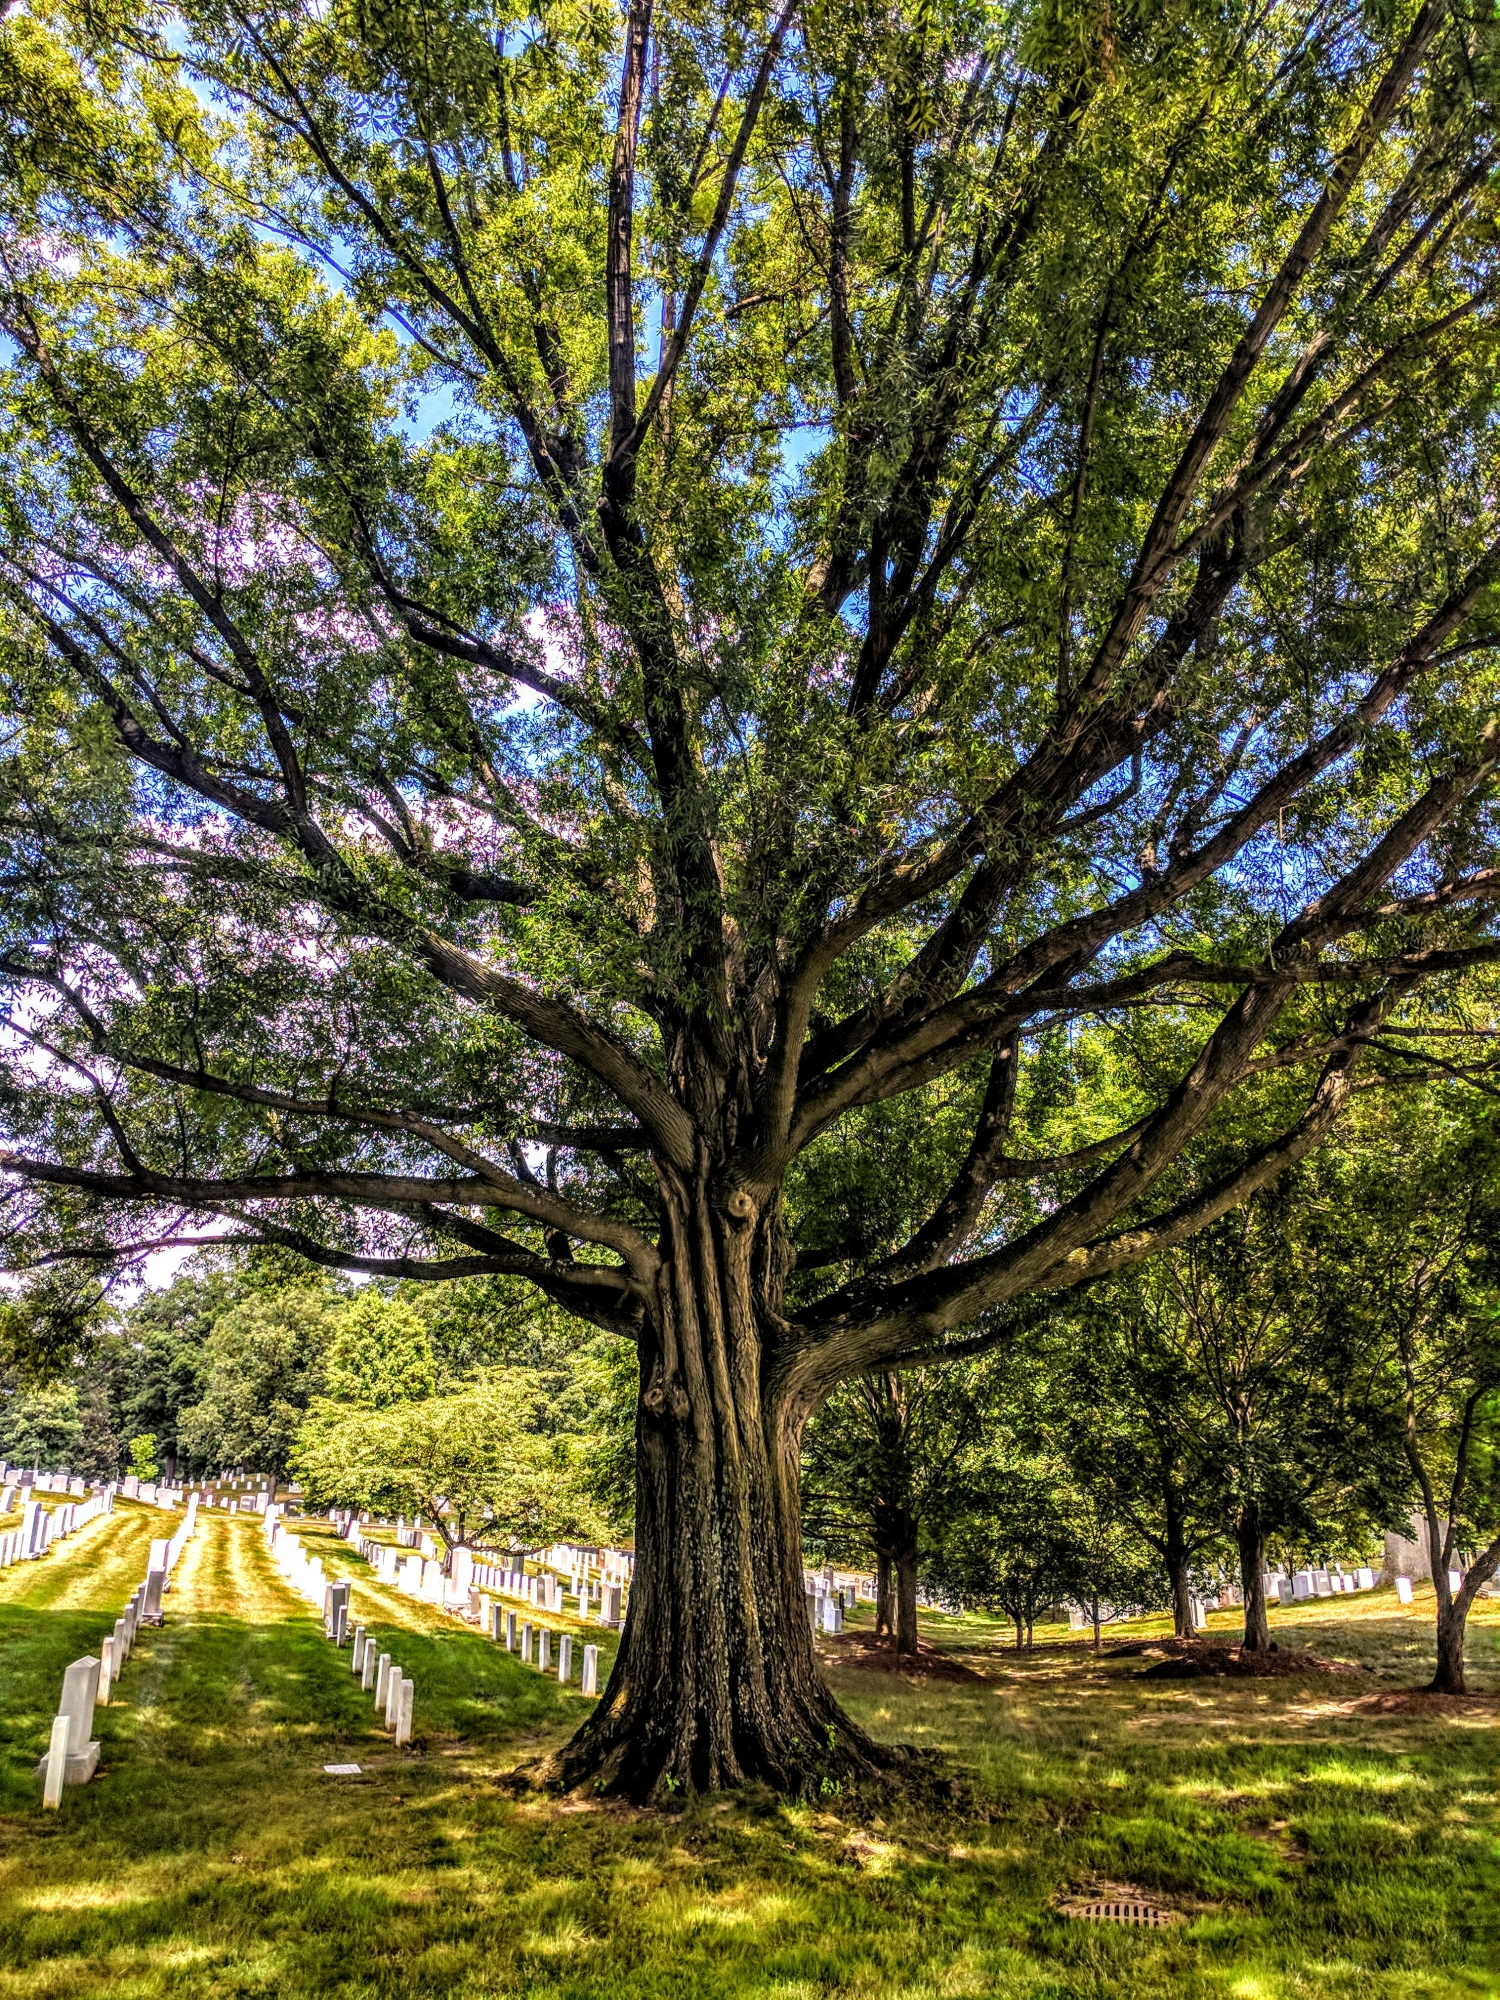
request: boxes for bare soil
[1346,1688,1500,1717]
[819,1633,986,1682]
[1106,1637,1365,1679]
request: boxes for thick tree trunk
[548,1182,898,1802]
[893,1524,920,1657]
[1163,1502,1194,1640]
[1237,1504,1270,1650]
[874,1551,893,1639]
[1430,1591,1469,1694]
[1090,1598,1101,1651]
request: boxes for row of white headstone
[1,1489,114,1569]
[1260,1565,1379,1605]
[267,1511,418,1745]
[40,1497,199,1807]
[351,1624,415,1744]
[0,1465,92,1500]
[351,1533,628,1633]
[479,1598,600,1693]
[341,1531,604,1692]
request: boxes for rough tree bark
[1420,1514,1500,1695]
[546,1185,902,1800]
[1237,1503,1271,1650]
[1164,1503,1195,1641]
[874,1552,893,1640]
[870,1504,921,1655]
[893,1540,920,1658]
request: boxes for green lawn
[0,1503,1495,1998]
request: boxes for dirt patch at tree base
[1347,1689,1500,1718]
[820,1634,986,1682]
[1117,1638,1364,1679]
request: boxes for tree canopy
[2,0,1499,1796]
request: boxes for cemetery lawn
[0,1507,1494,2000]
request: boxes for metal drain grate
[1067,1898,1177,1926]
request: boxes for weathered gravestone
[36,1657,101,1790]
[581,1644,599,1697]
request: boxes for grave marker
[581,1644,599,1696]
[48,1657,101,1784]
[394,1676,413,1747]
[1396,1576,1414,1605]
[41,1715,71,1810]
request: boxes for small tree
[1105,1198,1409,1651]
[1303,1096,1500,1694]
[127,1432,160,1482]
[1057,1486,1170,1650]
[802,1364,985,1654]
[293,1369,603,1556]
[1023,1304,1229,1638]
[927,1461,1077,1649]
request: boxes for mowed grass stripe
[1,1530,1494,2000]
[286,1521,615,1763]
[0,1505,161,1809]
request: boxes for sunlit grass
[0,1506,1496,1996]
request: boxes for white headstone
[394,1675,413,1747]
[581,1644,599,1696]
[41,1714,71,1809]
[374,1652,392,1709]
[1395,1576,1414,1605]
[57,1655,101,1779]
[521,1622,533,1664]
[558,1634,573,1683]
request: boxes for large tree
[1,0,1499,1797]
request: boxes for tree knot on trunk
[724,1188,757,1226]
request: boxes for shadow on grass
[0,1528,1495,1999]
